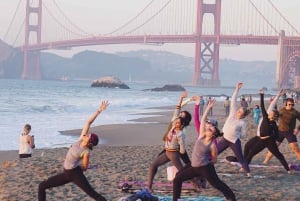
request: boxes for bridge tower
[276,31,300,89]
[22,0,42,80]
[193,0,221,86]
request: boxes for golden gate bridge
[2,0,300,88]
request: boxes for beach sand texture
[0,101,300,201]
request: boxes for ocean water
[0,79,277,150]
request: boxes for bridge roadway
[21,34,300,51]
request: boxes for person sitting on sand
[217,82,252,177]
[173,99,236,201]
[146,91,191,193]
[19,123,35,158]
[38,101,109,201]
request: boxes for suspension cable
[123,0,172,36]
[3,0,22,41]
[248,0,278,35]
[42,2,86,38]
[52,0,93,36]
[105,0,156,35]
[267,0,300,35]
[12,18,25,47]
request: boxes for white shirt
[19,134,33,154]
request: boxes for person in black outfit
[242,89,290,172]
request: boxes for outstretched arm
[199,99,216,138]
[259,88,267,118]
[171,91,188,122]
[163,91,187,141]
[229,82,243,117]
[192,96,201,135]
[80,100,109,139]
[267,89,283,113]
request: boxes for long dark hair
[181,110,192,127]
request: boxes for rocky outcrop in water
[91,76,130,89]
[144,84,185,92]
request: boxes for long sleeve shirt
[222,87,247,143]
[259,93,278,138]
[163,100,188,154]
[256,92,280,136]
[164,129,185,154]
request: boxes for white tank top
[19,134,32,154]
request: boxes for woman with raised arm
[242,89,290,172]
[146,91,192,193]
[192,95,221,189]
[38,101,109,201]
[173,99,236,201]
[217,82,252,177]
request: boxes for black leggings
[245,136,290,171]
[173,163,236,201]
[38,166,107,201]
[147,150,183,190]
[19,154,32,158]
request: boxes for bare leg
[263,141,281,164]
[289,142,300,159]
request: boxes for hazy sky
[0,0,300,61]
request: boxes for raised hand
[207,98,216,108]
[98,100,109,112]
[192,96,201,105]
[181,91,188,99]
[237,82,243,90]
[259,88,264,94]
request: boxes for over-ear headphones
[285,98,294,106]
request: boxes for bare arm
[26,135,35,148]
[210,143,218,164]
[80,100,109,139]
[81,152,90,171]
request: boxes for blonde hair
[24,124,31,131]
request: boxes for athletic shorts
[19,154,32,158]
[277,131,297,143]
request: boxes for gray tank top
[63,141,90,170]
[191,138,212,167]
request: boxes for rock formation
[91,76,130,89]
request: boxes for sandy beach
[0,101,300,201]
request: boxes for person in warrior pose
[38,101,109,201]
[173,99,236,201]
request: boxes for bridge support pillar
[277,30,300,89]
[22,0,42,80]
[192,0,221,87]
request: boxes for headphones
[285,98,294,106]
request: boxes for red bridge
[3,0,300,88]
